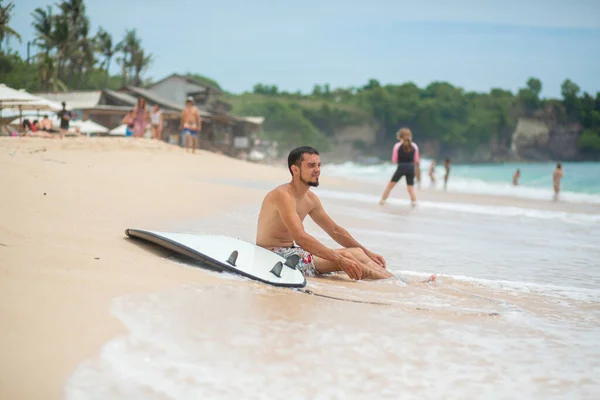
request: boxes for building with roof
[144,74,264,154]
[34,89,184,133]
[147,73,223,107]
[33,73,265,156]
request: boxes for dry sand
[0,137,293,399]
[0,137,593,399]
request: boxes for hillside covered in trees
[227,79,600,162]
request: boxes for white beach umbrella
[1,98,63,112]
[0,84,40,103]
[70,119,109,134]
[108,124,127,136]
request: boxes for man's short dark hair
[288,146,319,175]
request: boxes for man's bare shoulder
[264,183,294,203]
[305,189,322,207]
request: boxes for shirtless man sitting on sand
[257,146,436,283]
[179,97,201,153]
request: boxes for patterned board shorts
[268,246,319,277]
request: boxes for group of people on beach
[121,98,164,141]
[13,102,75,139]
[513,164,565,201]
[121,96,202,154]
[378,127,451,207]
[374,125,566,206]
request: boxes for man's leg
[192,135,197,153]
[314,248,435,283]
[314,248,393,280]
[338,248,394,279]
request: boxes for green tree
[526,77,542,98]
[0,0,21,52]
[561,79,581,119]
[131,48,152,86]
[517,77,542,113]
[578,129,600,152]
[185,73,222,91]
[95,27,117,86]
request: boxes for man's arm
[309,194,365,250]
[275,191,363,279]
[309,194,386,267]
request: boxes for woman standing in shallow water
[379,128,419,207]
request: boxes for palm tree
[132,48,153,87]
[31,6,56,91]
[118,29,140,86]
[71,35,94,88]
[37,52,66,92]
[0,0,21,51]
[51,13,71,82]
[31,6,54,52]
[95,27,116,87]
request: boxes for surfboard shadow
[125,236,224,272]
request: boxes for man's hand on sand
[366,250,386,269]
[337,255,363,280]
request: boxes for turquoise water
[323,160,600,203]
[449,162,600,195]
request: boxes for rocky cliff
[511,116,582,161]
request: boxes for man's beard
[301,176,319,187]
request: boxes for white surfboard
[125,229,307,288]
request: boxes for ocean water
[322,160,600,204]
[65,175,600,399]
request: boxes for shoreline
[1,137,598,399]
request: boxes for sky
[9,0,600,98]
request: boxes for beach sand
[1,137,598,399]
[0,137,289,399]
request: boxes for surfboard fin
[226,250,238,266]
[284,254,300,270]
[270,261,283,278]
